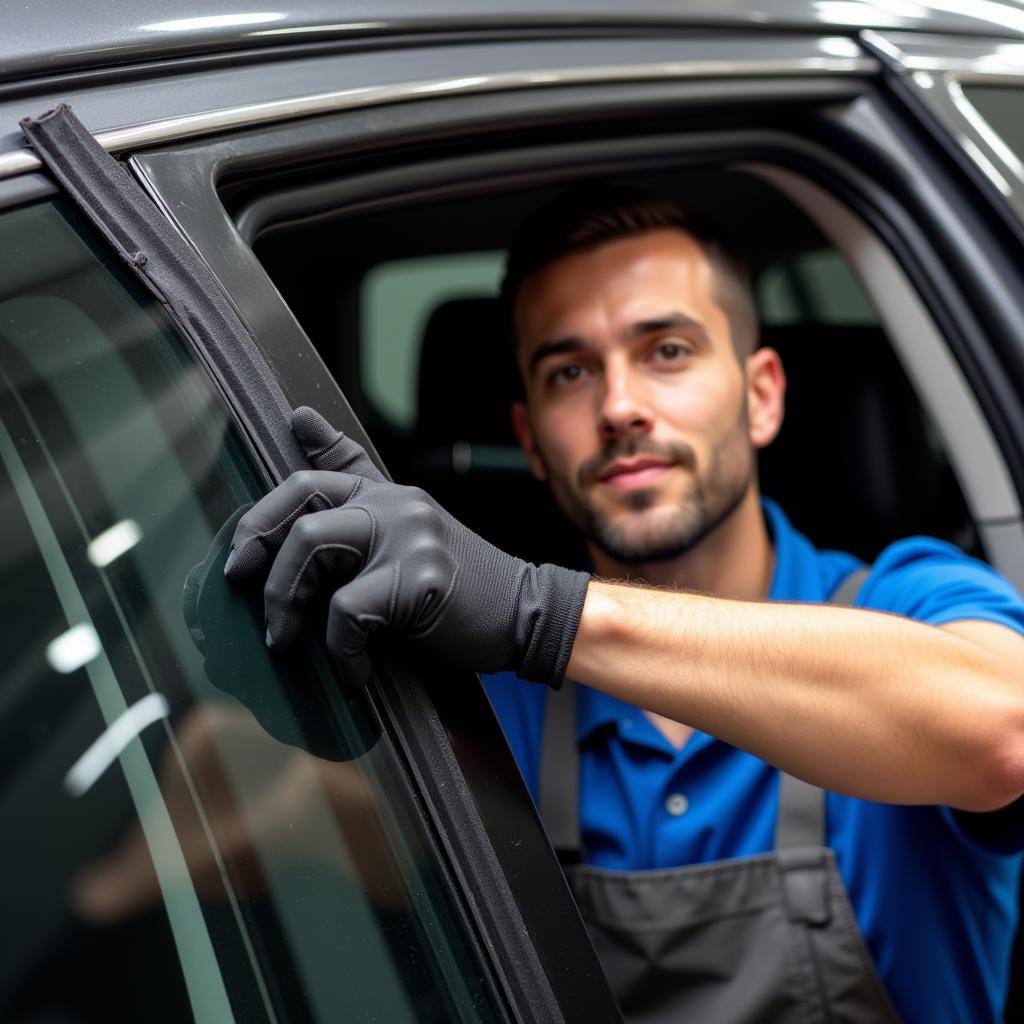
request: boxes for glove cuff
[516,565,591,688]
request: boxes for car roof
[5,1,1024,84]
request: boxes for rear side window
[362,252,504,429]
[757,248,877,326]
[960,84,1024,167]
[0,202,503,1024]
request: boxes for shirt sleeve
[859,536,1024,637]
[862,537,1024,851]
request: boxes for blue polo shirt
[483,500,1024,1024]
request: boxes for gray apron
[539,569,903,1024]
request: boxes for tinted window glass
[961,84,1024,166]
[0,201,503,1024]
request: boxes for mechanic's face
[512,228,782,565]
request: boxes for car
[2,3,1024,1022]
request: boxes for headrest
[414,296,582,566]
[416,296,519,446]
[758,323,944,558]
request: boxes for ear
[746,347,786,450]
[511,400,548,481]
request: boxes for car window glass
[959,84,1024,166]
[757,248,877,325]
[0,201,503,1024]
[362,252,504,428]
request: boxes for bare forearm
[567,580,1024,810]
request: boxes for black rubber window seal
[19,103,304,479]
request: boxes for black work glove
[224,407,590,689]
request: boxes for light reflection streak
[87,519,143,568]
[948,78,1024,185]
[65,693,171,797]
[142,13,285,32]
[46,623,101,674]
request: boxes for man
[227,188,1024,1022]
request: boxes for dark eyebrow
[628,312,709,343]
[527,337,586,376]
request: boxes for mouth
[597,457,675,492]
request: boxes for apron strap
[539,679,584,861]
[774,773,828,849]
[539,565,872,862]
[774,565,869,850]
[831,565,870,607]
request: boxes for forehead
[514,228,718,342]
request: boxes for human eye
[650,339,690,365]
[548,362,590,388]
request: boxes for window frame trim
[0,46,879,182]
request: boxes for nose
[598,358,653,442]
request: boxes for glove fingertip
[223,540,262,580]
[291,406,340,456]
[265,608,304,651]
[291,406,386,481]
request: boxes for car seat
[412,296,584,568]
[758,323,974,560]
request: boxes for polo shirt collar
[764,497,827,602]
[576,682,641,745]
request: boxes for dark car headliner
[4,1,1024,85]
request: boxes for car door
[0,118,619,1024]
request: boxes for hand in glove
[224,407,590,688]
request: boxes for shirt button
[665,793,689,817]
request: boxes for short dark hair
[501,185,758,360]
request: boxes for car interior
[252,166,978,571]
[249,158,1023,1015]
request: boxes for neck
[586,486,775,600]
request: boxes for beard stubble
[541,415,754,566]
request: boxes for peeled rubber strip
[19,104,304,476]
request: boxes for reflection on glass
[0,201,503,1024]
[959,82,1024,179]
[87,519,143,568]
[46,622,102,674]
[65,693,171,797]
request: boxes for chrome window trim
[0,55,877,181]
[909,67,1024,79]
[861,31,1024,77]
